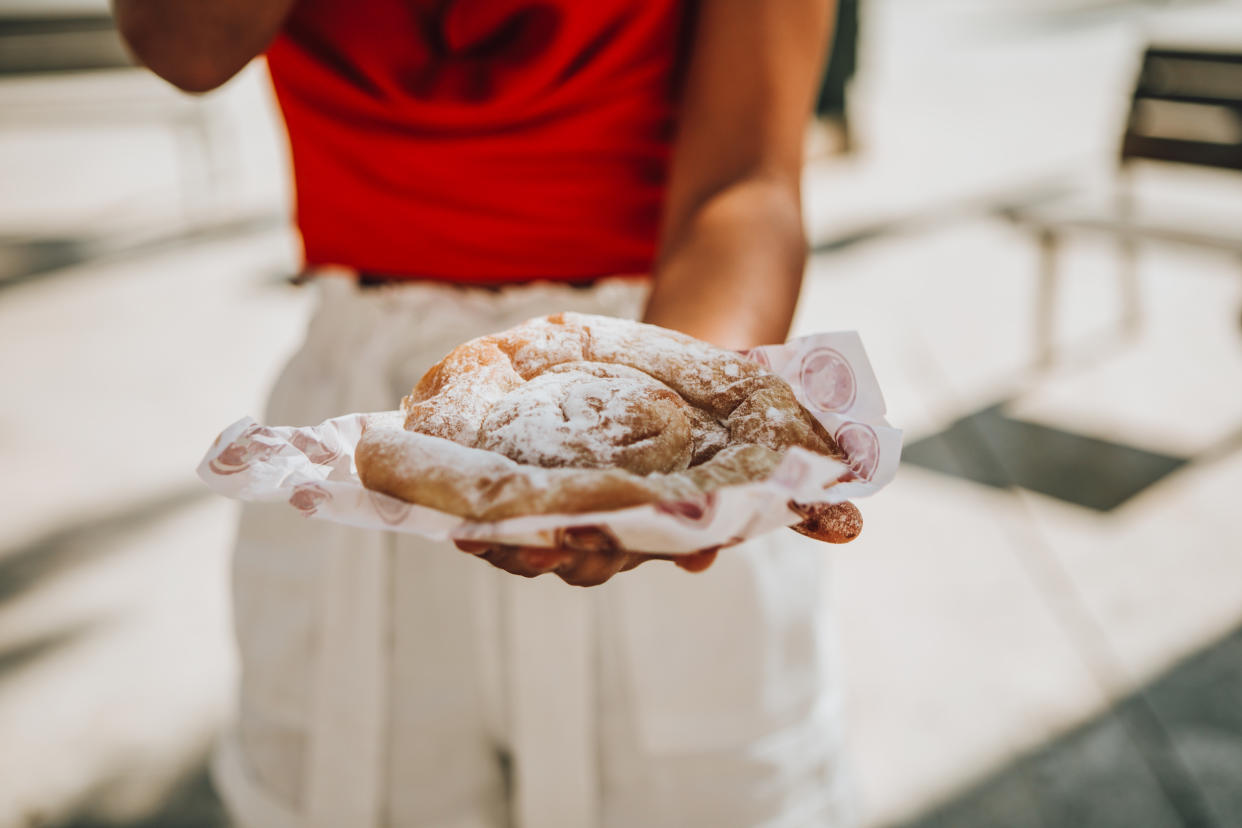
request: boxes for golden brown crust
[356,313,844,520]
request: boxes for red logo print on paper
[654,492,718,526]
[290,428,342,466]
[208,426,279,475]
[770,454,811,490]
[367,490,412,525]
[289,483,332,516]
[799,348,856,414]
[742,347,772,370]
[834,422,880,482]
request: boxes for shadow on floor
[0,484,227,828]
[0,485,209,608]
[898,623,1242,828]
[51,760,229,828]
[901,401,1189,512]
[38,624,1242,827]
[0,212,284,291]
[0,484,209,698]
[0,618,103,681]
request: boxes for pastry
[356,312,846,520]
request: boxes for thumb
[789,501,863,543]
[674,548,719,573]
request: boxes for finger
[557,526,621,555]
[518,546,575,573]
[457,540,573,577]
[556,551,630,586]
[478,545,550,579]
[788,500,863,544]
[674,548,718,573]
[555,528,630,587]
[619,553,659,572]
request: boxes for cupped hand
[453,500,862,587]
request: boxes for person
[813,0,859,156]
[114,1,860,825]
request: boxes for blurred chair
[0,6,235,279]
[0,9,132,75]
[811,0,859,157]
[1002,45,1242,366]
[0,12,226,197]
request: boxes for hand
[453,500,862,587]
[453,529,715,588]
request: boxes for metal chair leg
[1116,171,1141,339]
[1036,227,1060,369]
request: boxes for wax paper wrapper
[198,332,902,553]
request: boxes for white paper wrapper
[198,331,902,553]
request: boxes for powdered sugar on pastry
[477,363,696,474]
[358,313,846,520]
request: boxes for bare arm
[466,1,859,586]
[643,0,835,349]
[112,0,297,92]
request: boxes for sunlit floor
[0,228,306,828]
[796,218,1242,827]
[3,2,1242,827]
[4,202,1242,828]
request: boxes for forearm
[643,176,807,350]
[113,0,297,92]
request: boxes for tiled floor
[899,624,1242,828]
[3,2,1242,827]
[6,222,1237,828]
[798,213,1242,826]
[0,229,307,827]
[903,400,1194,512]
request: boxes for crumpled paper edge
[198,331,902,553]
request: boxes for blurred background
[2,0,1241,825]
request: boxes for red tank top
[266,0,687,282]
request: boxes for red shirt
[266,0,688,283]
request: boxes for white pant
[214,275,853,828]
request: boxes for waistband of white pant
[304,266,650,311]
